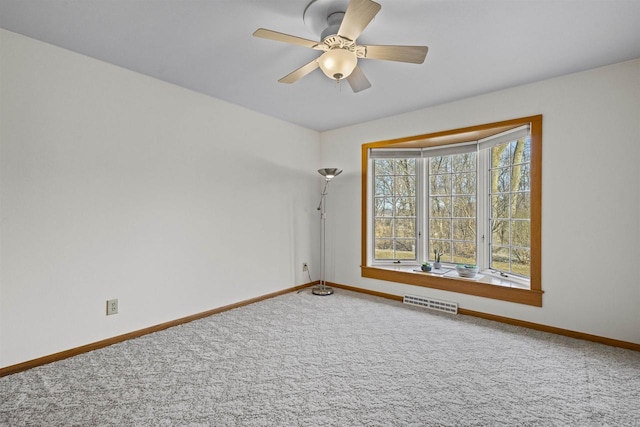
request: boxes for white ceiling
[1,0,639,131]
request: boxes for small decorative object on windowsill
[456,264,479,278]
[433,249,443,270]
[421,262,432,272]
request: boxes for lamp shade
[317,49,357,81]
[318,168,343,179]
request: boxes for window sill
[361,264,542,306]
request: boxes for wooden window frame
[361,115,543,306]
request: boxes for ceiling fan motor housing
[304,0,351,37]
[321,11,346,41]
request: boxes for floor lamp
[313,168,342,296]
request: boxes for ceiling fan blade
[253,28,321,49]
[363,45,429,64]
[278,59,320,84]
[346,65,371,93]
[338,0,382,42]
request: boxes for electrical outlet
[302,262,308,272]
[106,299,118,315]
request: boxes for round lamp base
[311,285,334,296]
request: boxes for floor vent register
[403,294,458,314]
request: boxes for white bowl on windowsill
[456,264,479,278]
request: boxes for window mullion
[417,158,427,263]
[368,160,374,265]
[451,174,459,263]
[477,148,490,270]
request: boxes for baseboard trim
[4,280,636,377]
[0,283,313,377]
[329,282,404,302]
[327,282,640,352]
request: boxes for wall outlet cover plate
[106,299,118,315]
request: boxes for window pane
[491,220,510,246]
[511,192,530,219]
[428,152,477,266]
[395,197,415,217]
[451,152,476,172]
[374,239,394,260]
[394,159,415,175]
[511,162,531,192]
[512,220,530,248]
[430,156,451,174]
[375,197,393,216]
[489,138,531,278]
[396,239,416,259]
[452,196,476,218]
[375,176,393,195]
[510,140,527,165]
[430,196,451,217]
[430,240,451,263]
[491,246,510,271]
[373,158,417,263]
[374,159,393,175]
[375,218,393,238]
[521,137,532,164]
[515,162,531,191]
[452,172,476,195]
[512,248,531,276]
[430,219,451,239]
[396,218,415,238]
[491,144,511,169]
[453,219,476,241]
[430,174,451,195]
[453,242,476,265]
[491,194,509,219]
[395,175,416,196]
[491,168,510,193]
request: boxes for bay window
[362,116,542,306]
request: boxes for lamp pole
[312,168,342,296]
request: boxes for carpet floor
[1,289,639,426]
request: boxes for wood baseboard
[4,280,636,377]
[0,283,313,377]
[327,282,640,352]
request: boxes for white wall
[1,29,638,370]
[321,59,640,344]
[0,30,321,367]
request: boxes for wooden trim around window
[362,115,543,306]
[361,266,542,306]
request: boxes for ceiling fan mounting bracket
[303,0,350,38]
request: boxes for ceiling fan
[253,0,428,93]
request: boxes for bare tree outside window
[374,159,417,260]
[429,152,477,265]
[490,138,531,277]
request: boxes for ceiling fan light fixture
[317,49,357,80]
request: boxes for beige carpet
[1,289,639,426]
